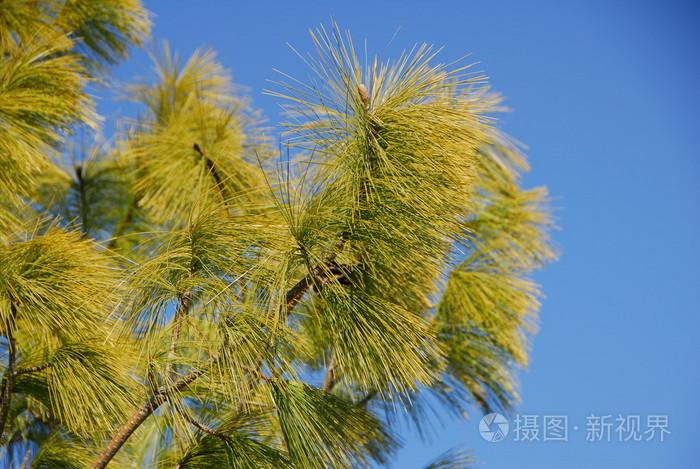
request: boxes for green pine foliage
[0,2,555,467]
[0,30,96,202]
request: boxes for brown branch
[164,225,199,380]
[19,446,31,469]
[181,410,231,443]
[284,275,311,312]
[13,363,50,377]
[94,258,195,468]
[94,84,378,467]
[90,365,208,469]
[321,352,337,392]
[93,190,352,467]
[229,273,316,417]
[355,390,377,407]
[163,290,192,380]
[317,84,374,396]
[194,143,228,203]
[232,242,349,419]
[92,263,320,468]
[75,164,89,236]
[0,302,18,436]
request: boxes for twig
[163,290,192,380]
[75,165,89,236]
[321,352,337,392]
[181,410,231,443]
[0,303,18,436]
[13,363,50,377]
[194,143,229,204]
[91,363,209,469]
[355,390,377,407]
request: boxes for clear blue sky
[102,1,700,467]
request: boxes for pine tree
[0,2,554,467]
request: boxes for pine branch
[181,409,231,443]
[316,85,372,396]
[355,390,377,408]
[321,352,337,392]
[0,303,18,437]
[94,246,198,466]
[285,275,311,311]
[92,265,321,468]
[13,363,50,377]
[94,231,352,467]
[229,271,318,417]
[75,164,89,236]
[90,364,208,469]
[194,143,229,204]
[163,290,192,380]
[19,446,31,469]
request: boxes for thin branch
[181,410,231,443]
[99,246,197,466]
[0,302,18,436]
[194,143,229,204]
[92,264,321,468]
[13,363,50,377]
[90,364,208,469]
[19,446,31,469]
[93,184,352,467]
[163,290,192,380]
[229,273,316,416]
[231,240,350,424]
[321,352,337,392]
[355,390,377,407]
[316,86,374,396]
[75,164,89,236]
[284,275,311,311]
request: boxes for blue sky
[102,1,699,467]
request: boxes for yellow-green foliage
[271,26,518,400]
[271,379,395,468]
[0,30,95,200]
[30,433,95,469]
[0,0,150,68]
[432,143,555,413]
[53,0,151,66]
[0,0,149,203]
[0,5,555,467]
[124,45,269,224]
[0,227,119,340]
[0,227,135,437]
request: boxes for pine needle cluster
[0,3,555,468]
